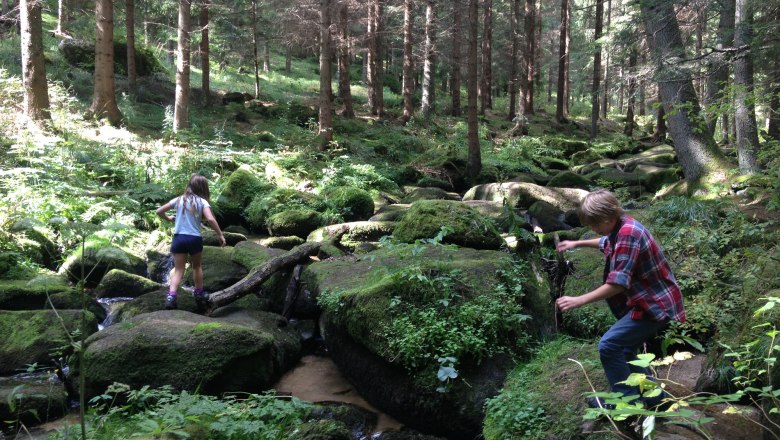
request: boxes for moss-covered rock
[93,269,161,299]
[0,309,98,375]
[9,218,59,270]
[570,148,605,166]
[303,402,378,437]
[0,373,68,433]
[528,200,567,232]
[546,171,593,190]
[0,275,73,310]
[244,188,323,232]
[534,156,569,171]
[184,246,248,292]
[542,137,591,157]
[463,200,530,233]
[393,200,502,250]
[59,243,146,287]
[259,235,306,250]
[400,186,460,204]
[322,186,375,221]
[214,165,271,227]
[287,419,352,440]
[369,204,411,222]
[463,182,588,211]
[81,309,301,398]
[58,39,165,76]
[230,241,290,310]
[267,209,324,238]
[308,221,397,252]
[202,229,246,246]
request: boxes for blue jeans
[599,313,669,404]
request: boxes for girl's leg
[169,253,188,293]
[190,252,203,291]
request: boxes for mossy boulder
[462,200,530,233]
[369,204,411,222]
[58,39,165,76]
[244,188,323,232]
[303,246,549,438]
[214,165,271,227]
[393,200,502,250]
[0,274,73,310]
[559,246,615,338]
[81,309,301,398]
[570,148,605,166]
[267,209,324,238]
[59,243,146,287]
[527,200,567,232]
[202,229,246,246]
[184,246,248,292]
[400,186,460,204]
[0,373,68,433]
[9,218,59,270]
[534,156,569,171]
[229,241,290,310]
[546,171,593,190]
[463,182,589,211]
[0,309,98,375]
[632,164,682,192]
[542,137,591,157]
[287,420,352,440]
[308,221,396,251]
[259,236,306,250]
[618,144,678,170]
[322,186,375,221]
[93,269,161,299]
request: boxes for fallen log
[206,240,325,314]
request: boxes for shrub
[322,186,375,222]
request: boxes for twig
[568,358,633,440]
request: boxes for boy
[555,190,685,409]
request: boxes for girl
[156,175,225,310]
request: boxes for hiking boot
[586,397,616,410]
[164,294,178,310]
[193,290,209,313]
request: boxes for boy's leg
[599,314,668,400]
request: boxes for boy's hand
[556,240,576,253]
[556,295,583,312]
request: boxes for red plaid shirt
[601,216,686,322]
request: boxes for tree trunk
[640,0,730,188]
[56,0,67,35]
[547,32,555,104]
[534,0,542,89]
[601,0,611,119]
[479,0,492,113]
[318,0,333,147]
[466,0,480,181]
[20,0,50,121]
[400,0,413,124]
[367,0,384,116]
[522,0,535,115]
[207,242,325,313]
[88,0,121,126]
[508,0,520,120]
[173,0,191,132]
[590,0,603,139]
[733,0,760,173]
[638,51,646,116]
[769,71,780,141]
[337,1,354,118]
[420,0,436,116]
[285,46,292,73]
[652,96,666,142]
[451,0,462,116]
[555,0,569,122]
[200,0,210,105]
[126,0,136,92]
[704,0,735,136]
[251,0,260,98]
[721,112,730,143]
[263,38,270,72]
[624,43,637,137]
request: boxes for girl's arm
[556,237,601,252]
[203,206,226,246]
[156,202,175,222]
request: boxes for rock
[393,200,503,250]
[570,148,605,166]
[230,241,290,310]
[214,165,271,227]
[58,39,164,76]
[547,171,594,190]
[463,200,530,233]
[267,209,324,238]
[221,91,249,105]
[224,225,250,235]
[59,243,146,287]
[0,310,98,375]
[184,246,248,292]
[288,419,352,440]
[322,186,375,221]
[9,218,59,270]
[308,221,397,251]
[528,200,568,232]
[244,188,323,233]
[369,204,411,222]
[0,373,68,432]
[259,236,306,250]
[463,182,589,211]
[93,269,161,299]
[400,186,460,204]
[81,309,301,398]
[202,229,246,246]
[0,275,73,310]
[542,137,591,157]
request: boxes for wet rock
[267,209,323,238]
[0,274,73,310]
[93,269,161,299]
[184,246,248,292]
[59,244,146,287]
[0,373,68,433]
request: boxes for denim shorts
[170,234,203,255]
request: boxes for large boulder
[93,269,161,299]
[184,246,248,292]
[0,274,73,310]
[393,200,503,250]
[0,373,68,433]
[322,186,375,221]
[59,243,146,287]
[463,182,589,211]
[462,200,530,233]
[308,221,397,252]
[81,309,301,398]
[244,188,324,233]
[400,186,461,204]
[0,310,99,375]
[546,171,593,190]
[303,245,549,439]
[214,165,271,227]
[267,209,324,238]
[369,204,411,222]
[9,218,59,270]
[527,200,568,233]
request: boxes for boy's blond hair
[577,190,624,226]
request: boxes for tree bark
[318,0,333,147]
[624,43,637,137]
[88,0,122,126]
[207,242,324,313]
[733,0,760,173]
[704,0,735,136]
[508,0,520,120]
[451,0,462,117]
[173,0,191,132]
[652,96,666,142]
[640,0,730,188]
[466,0,480,180]
[522,0,535,115]
[200,0,210,105]
[126,0,136,92]
[639,51,646,116]
[556,0,569,122]
[601,0,611,119]
[400,0,413,124]
[769,70,780,141]
[367,0,384,116]
[420,0,436,116]
[56,0,67,35]
[285,45,292,73]
[263,38,270,72]
[20,0,50,121]
[590,0,603,139]
[337,0,354,118]
[251,0,260,98]
[480,0,492,113]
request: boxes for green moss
[267,209,324,238]
[215,165,272,226]
[244,188,323,232]
[192,322,223,333]
[547,171,593,190]
[0,276,74,310]
[322,186,375,221]
[393,200,502,250]
[288,419,352,440]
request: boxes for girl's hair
[577,189,624,226]
[182,175,210,214]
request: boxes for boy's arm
[156,202,174,222]
[556,237,601,252]
[555,283,626,312]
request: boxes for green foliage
[319,156,400,194]
[244,189,323,232]
[321,186,375,222]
